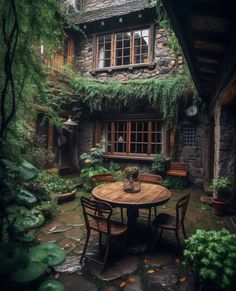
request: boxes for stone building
[43,0,208,186]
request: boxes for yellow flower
[90,148,96,152]
[85,159,92,164]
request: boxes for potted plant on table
[184,229,236,291]
[211,176,231,216]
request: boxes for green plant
[124,166,139,179]
[211,176,231,199]
[184,229,236,290]
[80,143,109,191]
[162,177,185,189]
[151,154,166,173]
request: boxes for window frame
[94,25,154,70]
[97,119,163,158]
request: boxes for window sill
[91,62,156,75]
[102,153,155,161]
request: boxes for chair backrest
[91,173,114,187]
[81,197,112,234]
[138,173,163,185]
[169,162,187,171]
[176,193,191,228]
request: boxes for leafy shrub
[184,229,236,290]
[151,154,166,174]
[80,143,109,191]
[163,177,185,189]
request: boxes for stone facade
[217,107,236,195]
[174,114,209,186]
[72,0,206,186]
[76,28,183,81]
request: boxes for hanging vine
[44,71,198,129]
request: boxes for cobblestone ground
[33,187,227,291]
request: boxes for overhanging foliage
[48,72,198,129]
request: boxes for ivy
[61,72,198,129]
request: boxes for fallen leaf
[144,259,149,265]
[175,258,181,264]
[119,281,126,288]
[128,277,135,283]
[147,269,156,274]
[53,273,60,279]
[179,276,187,283]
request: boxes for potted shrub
[124,166,139,180]
[211,176,231,216]
[184,229,236,291]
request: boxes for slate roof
[70,0,156,24]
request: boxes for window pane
[115,31,131,66]
[152,144,162,154]
[142,29,149,38]
[183,124,196,146]
[97,34,111,68]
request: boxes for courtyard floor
[33,187,229,291]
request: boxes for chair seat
[166,170,187,177]
[90,219,128,236]
[152,213,176,229]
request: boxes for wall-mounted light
[118,136,124,143]
[119,17,123,23]
[101,21,104,26]
[83,24,87,29]
[138,13,142,18]
[63,115,78,126]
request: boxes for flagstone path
[33,187,226,291]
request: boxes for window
[96,27,151,69]
[100,120,162,156]
[183,124,196,146]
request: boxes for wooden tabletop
[92,181,171,208]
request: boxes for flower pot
[212,198,229,216]
[53,189,76,204]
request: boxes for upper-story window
[96,27,151,69]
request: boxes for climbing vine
[45,71,198,129]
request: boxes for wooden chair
[91,173,124,223]
[166,162,188,185]
[151,193,191,250]
[80,197,128,273]
[138,173,163,225]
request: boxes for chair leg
[101,236,110,273]
[151,226,158,252]
[182,222,187,239]
[99,232,102,250]
[80,230,90,264]
[148,208,152,225]
[175,229,181,247]
[120,207,124,223]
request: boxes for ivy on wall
[64,72,198,129]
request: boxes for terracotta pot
[212,198,229,216]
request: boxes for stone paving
[33,187,227,291]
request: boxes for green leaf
[16,188,37,207]
[0,242,29,274]
[38,279,64,291]
[31,243,66,267]
[18,160,39,181]
[10,261,47,283]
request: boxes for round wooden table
[92,181,171,227]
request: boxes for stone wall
[218,106,236,193]
[76,28,183,81]
[174,114,209,186]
